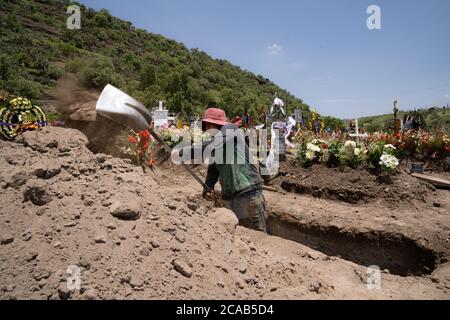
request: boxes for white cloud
[266,43,283,55]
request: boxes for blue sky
[78,0,450,118]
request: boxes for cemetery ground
[1,127,449,299]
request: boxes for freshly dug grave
[264,161,450,278]
[265,182,450,277]
[0,127,449,300]
[273,162,434,206]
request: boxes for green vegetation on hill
[358,107,450,132]
[0,0,313,121]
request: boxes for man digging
[175,107,268,233]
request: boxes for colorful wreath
[0,97,47,140]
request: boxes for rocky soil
[0,127,449,300]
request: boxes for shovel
[96,84,212,193]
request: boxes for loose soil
[0,127,449,300]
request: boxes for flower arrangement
[293,128,450,172]
[379,154,399,172]
[339,140,366,169]
[296,137,345,168]
[156,126,210,148]
[324,142,342,167]
[0,96,47,140]
[367,141,385,169]
[307,110,324,134]
[10,97,33,110]
[417,131,449,160]
[158,126,184,148]
[126,129,157,170]
[305,139,326,162]
[378,143,399,173]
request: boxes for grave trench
[76,122,439,277]
[265,212,438,277]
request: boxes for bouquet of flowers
[367,141,399,173]
[324,142,342,167]
[296,138,329,167]
[379,153,399,172]
[126,129,157,170]
[157,126,210,148]
[417,131,449,160]
[339,140,366,169]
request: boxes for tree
[140,63,157,89]
[323,116,345,131]
[69,55,123,89]
[93,9,112,28]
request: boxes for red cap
[202,108,228,127]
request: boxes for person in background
[258,106,267,126]
[411,116,419,130]
[231,116,243,128]
[242,109,250,128]
[189,114,196,128]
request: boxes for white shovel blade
[96,84,152,131]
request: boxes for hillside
[0,0,312,120]
[358,107,450,133]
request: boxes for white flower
[306,143,321,153]
[321,149,330,162]
[379,154,399,170]
[311,139,326,145]
[384,144,396,151]
[305,150,315,161]
[344,140,357,149]
[354,148,361,156]
[171,133,181,142]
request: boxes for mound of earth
[275,162,434,206]
[0,127,449,300]
[0,127,331,300]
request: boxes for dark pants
[223,189,268,233]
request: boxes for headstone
[294,109,302,123]
[411,162,424,174]
[272,122,287,156]
[348,118,369,141]
[153,111,168,127]
[152,102,169,127]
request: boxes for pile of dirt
[0,127,333,300]
[1,127,449,300]
[274,162,434,206]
